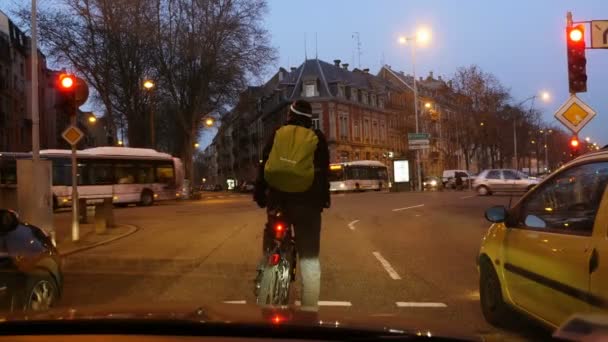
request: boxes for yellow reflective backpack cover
[264,125,319,193]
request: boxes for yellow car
[478,149,608,330]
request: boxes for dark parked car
[0,209,63,312]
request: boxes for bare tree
[15,0,158,147]
[151,0,276,180]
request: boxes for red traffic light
[570,137,579,148]
[569,27,583,42]
[58,73,75,90]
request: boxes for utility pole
[31,0,39,163]
[411,43,422,192]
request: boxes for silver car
[473,169,539,196]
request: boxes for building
[204,58,408,188]
[0,10,63,152]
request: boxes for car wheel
[139,190,154,206]
[479,258,509,326]
[477,185,491,196]
[24,272,58,312]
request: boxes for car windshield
[1,1,608,341]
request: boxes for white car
[473,169,539,196]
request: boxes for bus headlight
[339,183,345,188]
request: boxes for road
[55,190,552,340]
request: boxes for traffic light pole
[411,41,422,192]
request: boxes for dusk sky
[265,0,607,147]
[2,1,606,148]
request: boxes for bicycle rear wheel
[257,259,292,306]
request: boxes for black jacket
[254,120,330,210]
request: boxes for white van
[442,169,473,188]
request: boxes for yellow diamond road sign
[554,95,596,134]
[62,125,84,145]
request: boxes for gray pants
[263,203,322,310]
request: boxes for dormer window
[351,88,358,102]
[305,83,316,97]
[371,94,377,106]
[338,84,345,97]
[361,91,368,104]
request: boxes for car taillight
[271,314,285,324]
[269,253,280,265]
[274,222,286,239]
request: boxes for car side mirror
[485,206,507,223]
[0,209,19,232]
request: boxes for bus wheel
[139,190,154,206]
[375,182,382,191]
[52,196,58,211]
[355,183,360,192]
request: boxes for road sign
[62,125,84,145]
[408,132,430,150]
[554,95,596,134]
[591,20,608,49]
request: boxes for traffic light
[55,73,89,118]
[570,136,580,157]
[566,24,587,93]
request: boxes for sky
[264,0,608,147]
[2,1,607,149]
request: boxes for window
[353,120,360,140]
[0,160,16,185]
[312,118,320,130]
[517,162,608,234]
[502,170,519,180]
[338,84,345,97]
[486,170,501,179]
[115,163,137,184]
[361,91,368,104]
[380,122,385,143]
[371,94,377,107]
[137,164,155,184]
[372,121,378,143]
[351,89,358,102]
[339,115,348,140]
[305,84,316,97]
[363,119,370,141]
[156,164,175,184]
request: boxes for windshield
[1,1,607,341]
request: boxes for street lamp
[424,102,432,109]
[585,137,591,142]
[88,115,97,124]
[204,117,214,127]
[194,143,200,148]
[117,140,124,146]
[143,80,155,148]
[398,26,432,191]
[513,91,551,170]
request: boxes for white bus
[0,147,184,208]
[329,160,389,192]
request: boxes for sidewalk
[191,191,251,201]
[52,210,138,256]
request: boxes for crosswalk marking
[392,204,424,212]
[295,300,352,307]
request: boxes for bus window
[329,168,344,182]
[137,164,155,184]
[0,161,16,185]
[52,159,71,186]
[88,161,114,185]
[156,164,175,184]
[378,168,388,181]
[347,166,369,180]
[115,163,137,184]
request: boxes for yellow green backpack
[264,125,319,193]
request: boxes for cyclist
[254,99,330,312]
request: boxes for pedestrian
[455,173,463,191]
[253,99,330,312]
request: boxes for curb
[60,224,139,256]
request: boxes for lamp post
[399,27,430,191]
[143,80,155,148]
[513,91,550,171]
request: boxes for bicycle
[255,207,297,306]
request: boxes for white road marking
[295,301,352,307]
[392,204,424,212]
[347,220,359,230]
[372,252,402,280]
[396,302,447,308]
[223,300,247,304]
[460,195,474,199]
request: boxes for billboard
[393,160,410,183]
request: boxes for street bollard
[103,198,114,227]
[78,198,88,224]
[94,203,107,234]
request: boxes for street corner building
[202,57,468,188]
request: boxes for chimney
[342,63,349,70]
[438,75,443,81]
[334,59,341,67]
[290,67,296,72]
[419,77,423,82]
[429,71,434,79]
[363,68,370,74]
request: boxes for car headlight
[430,180,437,186]
[423,182,427,186]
